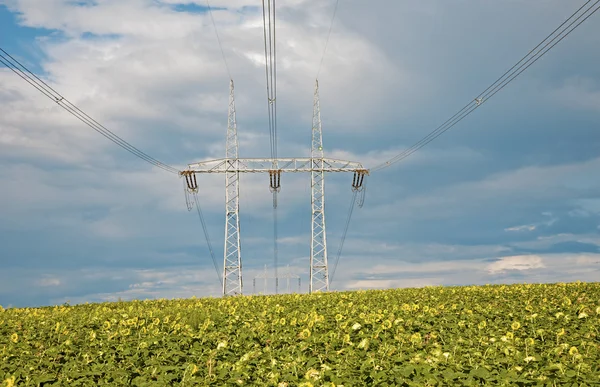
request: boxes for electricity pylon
[253,264,301,294]
[223,79,242,296]
[310,80,328,293]
[181,80,368,296]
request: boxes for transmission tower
[182,80,368,296]
[223,79,242,296]
[252,264,301,294]
[310,80,328,293]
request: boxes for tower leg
[223,79,242,296]
[310,80,329,293]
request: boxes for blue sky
[1,0,599,307]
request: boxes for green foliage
[2,282,600,386]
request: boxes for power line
[271,0,279,294]
[316,0,340,80]
[261,0,279,160]
[371,0,600,172]
[192,192,222,286]
[330,190,358,285]
[261,0,280,293]
[205,0,232,80]
[0,48,180,174]
[273,206,279,293]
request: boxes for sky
[1,0,599,308]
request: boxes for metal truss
[186,157,365,173]
[310,80,328,294]
[181,81,369,297]
[223,79,242,296]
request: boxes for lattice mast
[223,79,242,296]
[182,81,368,296]
[310,80,329,293]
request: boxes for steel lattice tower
[310,80,329,293]
[223,79,242,296]
[181,80,368,297]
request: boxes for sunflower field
[1,282,599,386]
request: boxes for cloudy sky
[1,0,599,307]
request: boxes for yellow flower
[4,376,16,387]
[525,338,535,346]
[279,318,286,325]
[304,369,320,381]
[10,333,18,343]
[569,346,578,355]
[410,333,422,344]
[300,329,311,339]
[478,321,487,329]
[506,332,514,340]
[557,328,565,336]
[511,321,521,330]
[343,333,351,343]
[358,338,369,349]
[103,321,111,330]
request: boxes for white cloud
[333,253,599,292]
[487,255,545,274]
[505,224,537,232]
[550,76,600,112]
[2,0,600,306]
[505,217,557,232]
[38,276,61,287]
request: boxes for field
[1,282,599,386]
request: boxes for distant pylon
[310,80,329,293]
[223,79,242,296]
[252,264,301,294]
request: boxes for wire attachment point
[351,169,369,192]
[180,170,199,192]
[269,169,281,192]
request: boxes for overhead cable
[192,192,223,286]
[330,189,358,285]
[0,48,180,174]
[261,0,278,160]
[205,0,232,80]
[262,0,280,293]
[316,0,340,80]
[371,0,600,172]
[273,206,279,293]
